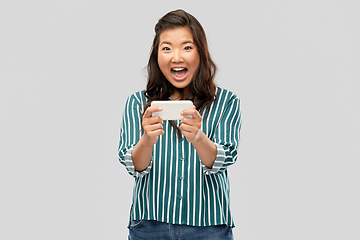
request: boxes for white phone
[151,100,193,120]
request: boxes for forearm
[192,131,217,169]
[131,136,154,172]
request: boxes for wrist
[140,134,156,148]
[191,130,205,145]
[191,131,217,169]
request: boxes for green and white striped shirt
[118,87,241,227]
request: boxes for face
[157,27,200,97]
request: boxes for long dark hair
[143,9,217,138]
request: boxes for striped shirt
[118,87,241,227]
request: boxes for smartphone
[151,100,193,120]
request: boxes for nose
[171,49,183,63]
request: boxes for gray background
[1,0,359,239]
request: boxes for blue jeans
[128,220,234,240]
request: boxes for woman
[118,9,241,239]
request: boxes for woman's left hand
[180,107,202,143]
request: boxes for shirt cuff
[124,148,153,178]
[201,142,226,175]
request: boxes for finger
[143,115,163,125]
[144,123,164,136]
[179,123,199,134]
[144,106,163,119]
[180,117,201,129]
[146,128,164,138]
[144,122,163,131]
[180,108,201,119]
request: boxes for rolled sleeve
[118,92,152,178]
[202,95,242,175]
[201,142,226,175]
[123,148,153,178]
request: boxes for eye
[162,47,171,51]
[184,46,192,50]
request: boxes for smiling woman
[118,9,241,240]
[144,10,217,113]
[158,27,200,95]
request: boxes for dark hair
[143,9,217,138]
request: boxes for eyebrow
[160,40,195,46]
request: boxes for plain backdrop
[1,1,359,239]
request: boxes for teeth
[172,68,185,71]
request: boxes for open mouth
[171,67,188,81]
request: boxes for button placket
[177,130,185,205]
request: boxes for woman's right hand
[132,106,163,172]
[142,106,164,146]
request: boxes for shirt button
[180,157,184,161]
[179,196,183,200]
[179,176,183,180]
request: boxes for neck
[171,87,191,100]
